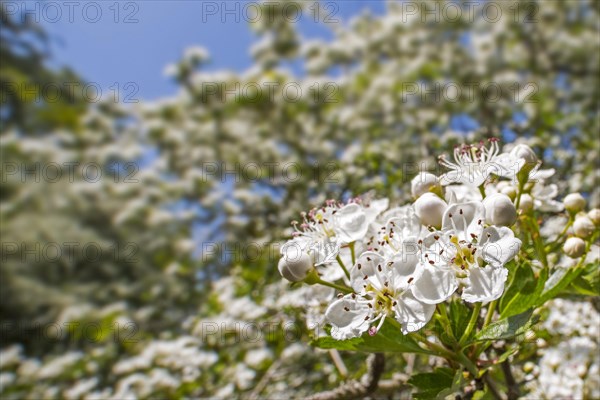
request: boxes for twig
[483,372,506,400]
[306,353,387,400]
[248,360,281,400]
[501,359,520,400]
[329,349,348,378]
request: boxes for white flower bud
[573,216,595,239]
[523,361,536,374]
[278,243,313,282]
[483,193,517,226]
[588,208,600,226]
[519,194,534,213]
[414,193,447,228]
[410,172,441,198]
[563,237,586,258]
[563,193,586,213]
[510,144,538,171]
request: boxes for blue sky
[36,0,385,100]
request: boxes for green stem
[316,279,352,294]
[479,184,486,199]
[459,303,481,346]
[527,215,549,269]
[336,255,350,280]
[473,300,497,358]
[349,242,356,266]
[412,332,456,360]
[515,179,526,210]
[456,351,479,376]
[483,300,497,328]
[545,217,573,253]
[436,303,458,346]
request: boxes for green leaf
[312,320,431,354]
[449,300,472,342]
[409,368,454,399]
[496,346,519,364]
[567,262,600,296]
[500,262,547,318]
[536,266,587,305]
[475,309,537,341]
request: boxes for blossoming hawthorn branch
[278,139,600,398]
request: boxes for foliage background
[1,0,599,398]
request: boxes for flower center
[448,235,477,278]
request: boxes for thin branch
[307,353,388,400]
[483,372,506,400]
[501,359,520,400]
[248,360,281,400]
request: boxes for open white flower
[438,139,516,187]
[412,202,521,304]
[367,205,422,257]
[325,248,435,339]
[291,198,388,265]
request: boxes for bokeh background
[1,0,599,398]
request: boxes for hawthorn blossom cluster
[278,140,595,340]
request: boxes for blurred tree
[0,1,89,134]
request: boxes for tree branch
[307,353,399,400]
[501,359,520,400]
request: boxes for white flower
[438,139,514,187]
[325,249,435,338]
[483,193,517,227]
[412,202,521,304]
[563,237,586,258]
[183,46,209,65]
[564,193,587,213]
[290,198,388,266]
[368,205,422,257]
[333,203,368,243]
[414,193,447,229]
[411,172,441,198]
[573,216,595,239]
[445,184,483,204]
[530,178,564,212]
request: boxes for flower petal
[325,297,371,340]
[349,252,386,293]
[388,237,421,290]
[442,202,485,240]
[364,198,389,223]
[461,266,508,303]
[386,207,422,239]
[394,292,436,334]
[480,226,521,266]
[333,203,368,244]
[411,263,458,304]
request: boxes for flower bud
[563,237,586,258]
[278,243,313,282]
[519,194,534,213]
[588,209,600,226]
[414,193,447,228]
[573,216,595,239]
[510,144,538,171]
[523,362,536,374]
[563,193,586,214]
[411,172,441,198]
[483,193,517,226]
